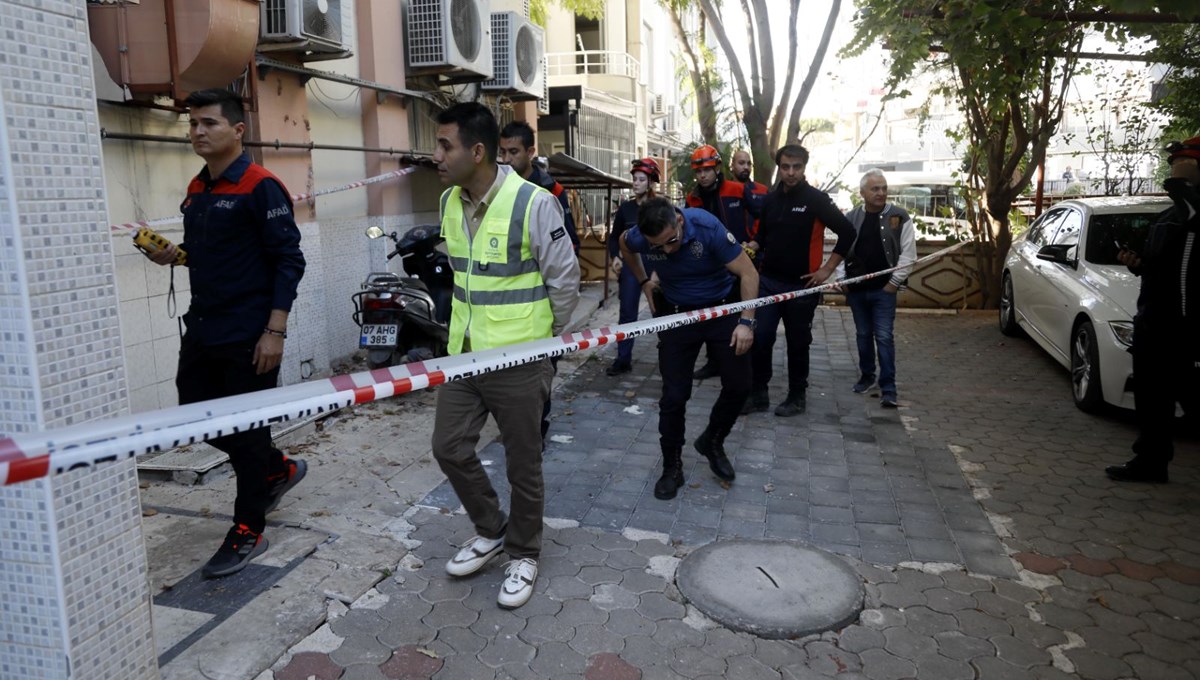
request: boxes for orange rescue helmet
[690,144,721,170]
[630,157,661,183]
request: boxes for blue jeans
[614,266,641,365]
[847,287,898,394]
[751,275,820,393]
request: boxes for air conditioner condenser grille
[450,0,482,60]
[485,12,512,88]
[482,10,541,95]
[303,0,342,43]
[515,24,536,85]
[408,0,449,66]
[409,0,483,67]
[264,0,288,35]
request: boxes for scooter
[352,224,452,369]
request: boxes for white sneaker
[497,558,538,609]
[445,535,504,577]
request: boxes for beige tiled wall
[0,0,157,677]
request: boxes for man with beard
[743,144,855,417]
[731,148,770,239]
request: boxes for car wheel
[999,273,1022,337]
[1071,320,1104,413]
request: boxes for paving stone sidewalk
[258,306,1199,680]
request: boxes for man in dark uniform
[144,88,307,578]
[687,144,763,380]
[498,121,580,446]
[499,121,580,254]
[743,144,855,417]
[1106,137,1200,484]
[619,197,759,500]
[731,148,770,223]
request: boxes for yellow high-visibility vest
[440,172,554,354]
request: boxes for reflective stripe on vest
[440,173,554,354]
[452,286,549,305]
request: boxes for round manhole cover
[676,540,863,639]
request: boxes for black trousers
[657,315,751,450]
[177,335,286,533]
[750,275,820,393]
[1131,329,1199,466]
[541,356,561,440]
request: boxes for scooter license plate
[360,324,398,348]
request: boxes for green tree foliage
[845,1,1088,308]
[664,0,842,185]
[1073,63,1169,196]
[660,0,724,144]
[1089,3,1200,140]
[1140,24,1200,138]
[529,0,604,27]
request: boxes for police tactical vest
[440,172,554,354]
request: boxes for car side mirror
[1036,243,1076,267]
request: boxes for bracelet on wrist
[640,278,651,287]
[263,327,288,339]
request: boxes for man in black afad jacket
[1106,137,1200,484]
[743,144,854,416]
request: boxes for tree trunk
[784,0,841,149]
[665,4,718,144]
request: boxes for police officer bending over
[619,197,759,500]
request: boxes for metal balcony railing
[545,50,641,81]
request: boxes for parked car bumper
[1096,323,1135,410]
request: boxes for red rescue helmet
[630,157,661,183]
[690,144,721,170]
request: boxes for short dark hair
[184,88,245,126]
[637,197,677,237]
[499,120,535,149]
[437,102,499,164]
[775,144,809,166]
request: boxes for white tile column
[0,0,157,677]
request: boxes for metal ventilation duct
[88,0,260,98]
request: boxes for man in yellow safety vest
[430,102,580,609]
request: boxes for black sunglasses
[650,234,680,252]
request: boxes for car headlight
[1108,320,1134,347]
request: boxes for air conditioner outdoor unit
[404,0,493,81]
[261,0,349,54]
[537,57,550,115]
[650,93,666,117]
[664,105,681,133]
[482,11,544,99]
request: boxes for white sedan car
[999,196,1171,412]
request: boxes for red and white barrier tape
[107,166,422,234]
[0,241,970,485]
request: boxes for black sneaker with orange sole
[265,457,307,513]
[202,523,268,578]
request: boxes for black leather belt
[652,289,730,317]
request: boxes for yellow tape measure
[133,227,187,266]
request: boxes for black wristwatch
[737,318,756,330]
